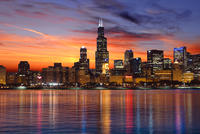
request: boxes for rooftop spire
[98,18,103,27]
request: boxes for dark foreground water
[0,89,200,134]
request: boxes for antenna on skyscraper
[98,18,101,27]
[98,18,103,27]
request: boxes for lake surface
[0,89,200,134]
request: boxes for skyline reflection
[0,90,200,134]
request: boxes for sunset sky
[0,0,200,71]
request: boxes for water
[0,89,200,134]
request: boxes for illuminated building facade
[147,50,164,74]
[187,54,200,73]
[174,47,187,71]
[182,71,194,83]
[95,19,109,74]
[172,61,183,82]
[155,70,172,81]
[0,65,6,85]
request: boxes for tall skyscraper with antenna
[95,18,109,74]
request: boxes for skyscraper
[17,61,30,85]
[18,61,30,74]
[95,19,109,74]
[79,46,89,70]
[147,50,164,74]
[173,46,187,71]
[130,58,142,77]
[124,50,133,74]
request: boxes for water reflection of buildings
[0,90,199,133]
[100,90,111,134]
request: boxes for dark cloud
[87,0,193,35]
[106,26,163,40]
[73,26,163,41]
[118,12,140,24]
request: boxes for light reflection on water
[0,89,200,134]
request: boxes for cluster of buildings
[0,19,200,88]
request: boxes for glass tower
[95,19,109,74]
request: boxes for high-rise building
[95,19,109,74]
[17,61,30,85]
[147,50,164,74]
[0,65,6,85]
[79,46,89,71]
[164,58,172,70]
[173,46,187,71]
[18,61,30,74]
[124,50,133,74]
[130,58,142,77]
[54,63,63,83]
[187,53,200,73]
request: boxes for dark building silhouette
[18,61,30,74]
[147,50,164,74]
[17,61,30,85]
[124,50,133,75]
[95,19,109,74]
[42,63,69,85]
[130,58,142,77]
[79,46,89,71]
[164,58,172,70]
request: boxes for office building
[173,46,187,71]
[187,53,200,73]
[124,50,133,74]
[95,19,109,74]
[130,58,142,77]
[147,50,164,74]
[79,46,89,71]
[18,61,30,74]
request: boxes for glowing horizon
[0,0,200,72]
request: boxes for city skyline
[0,0,200,71]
